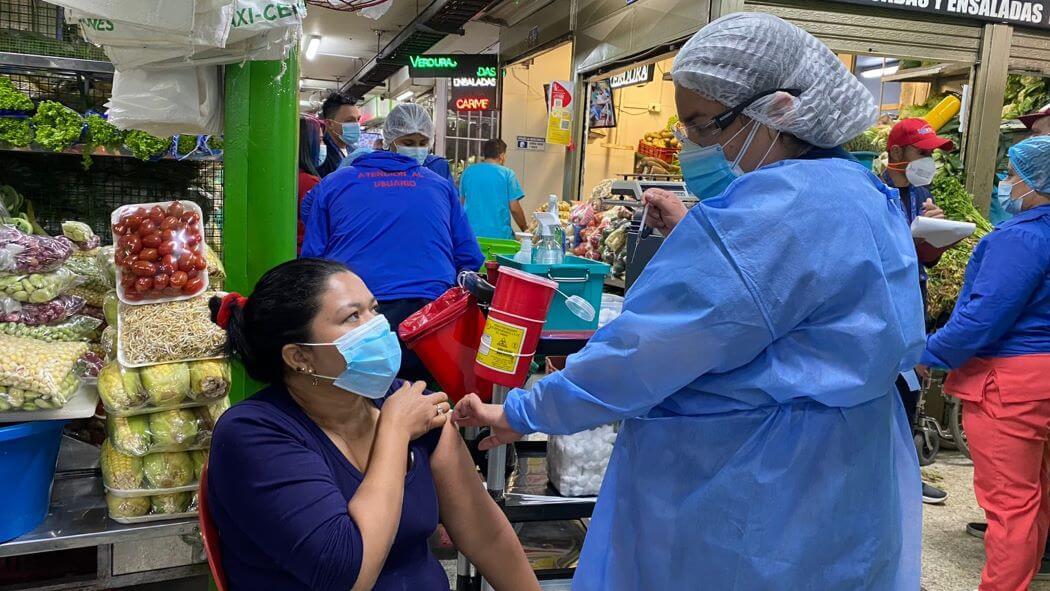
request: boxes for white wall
[581,58,678,200]
[500,42,573,216]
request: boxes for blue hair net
[1009,135,1050,194]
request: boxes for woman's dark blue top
[206,382,449,591]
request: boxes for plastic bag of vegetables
[118,296,226,366]
[105,399,227,455]
[97,245,116,288]
[0,314,102,342]
[188,359,230,400]
[0,266,82,303]
[0,372,80,411]
[63,249,109,292]
[0,225,76,274]
[0,334,86,407]
[62,221,101,251]
[101,440,198,492]
[105,490,197,523]
[0,294,85,326]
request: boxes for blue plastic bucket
[0,420,66,543]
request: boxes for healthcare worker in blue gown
[454,13,926,591]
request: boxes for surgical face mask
[997,179,1033,215]
[905,157,937,187]
[341,122,361,146]
[316,142,327,168]
[676,121,763,200]
[299,315,402,399]
[396,144,429,165]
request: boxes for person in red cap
[883,117,955,506]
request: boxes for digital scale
[604,177,694,290]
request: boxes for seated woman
[205,258,539,591]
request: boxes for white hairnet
[1009,135,1050,193]
[671,13,877,148]
[383,103,433,143]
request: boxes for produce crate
[637,140,679,164]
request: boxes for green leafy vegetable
[1002,75,1050,121]
[926,172,993,323]
[31,101,83,152]
[206,135,223,151]
[123,130,170,161]
[0,118,32,147]
[0,77,33,111]
[176,135,198,156]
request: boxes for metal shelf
[0,51,113,75]
[0,145,221,162]
[881,62,970,83]
[499,441,596,524]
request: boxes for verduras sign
[828,0,1050,29]
[407,54,499,79]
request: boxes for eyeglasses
[674,88,802,146]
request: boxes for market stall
[0,0,300,588]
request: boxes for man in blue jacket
[884,117,953,505]
[301,104,484,381]
[317,92,363,178]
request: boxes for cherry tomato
[160,253,178,268]
[191,243,204,256]
[177,253,194,273]
[134,276,153,293]
[112,222,126,236]
[141,232,160,248]
[120,274,136,289]
[120,234,142,254]
[160,229,176,242]
[160,216,180,231]
[153,273,170,290]
[185,232,201,247]
[181,212,200,225]
[157,264,175,276]
[168,202,185,218]
[149,206,165,224]
[127,213,145,231]
[124,291,143,302]
[193,255,208,271]
[187,268,199,279]
[131,260,157,277]
[158,240,177,256]
[183,276,206,294]
[170,271,188,288]
[114,250,126,266]
[139,219,158,236]
[138,247,159,262]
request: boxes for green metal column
[223,55,300,403]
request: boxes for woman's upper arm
[208,410,363,591]
[428,421,497,528]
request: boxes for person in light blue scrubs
[460,138,528,239]
[454,13,925,590]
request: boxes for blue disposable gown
[504,157,926,590]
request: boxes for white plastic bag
[547,424,617,497]
[106,66,222,136]
[45,0,196,34]
[71,2,233,50]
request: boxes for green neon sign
[407,54,499,79]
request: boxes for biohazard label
[476,317,527,374]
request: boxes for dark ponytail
[209,258,349,384]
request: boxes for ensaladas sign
[828,0,1050,29]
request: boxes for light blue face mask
[316,142,327,168]
[997,179,1032,215]
[676,121,762,200]
[396,144,429,165]
[301,315,402,399]
[341,122,361,146]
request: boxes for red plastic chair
[198,464,229,591]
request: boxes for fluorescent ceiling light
[861,65,898,79]
[305,35,322,60]
[396,90,415,101]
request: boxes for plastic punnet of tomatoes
[111,201,209,305]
